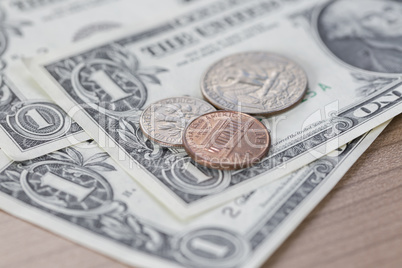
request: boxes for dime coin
[183,111,270,170]
[201,51,308,115]
[140,96,216,147]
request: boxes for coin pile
[139,51,308,170]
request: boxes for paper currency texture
[0,122,388,268]
[28,0,402,217]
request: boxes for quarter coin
[183,111,270,170]
[201,51,308,115]
[140,96,216,147]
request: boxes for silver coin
[140,96,216,147]
[201,52,308,115]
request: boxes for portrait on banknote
[317,0,402,74]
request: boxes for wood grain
[0,114,401,268]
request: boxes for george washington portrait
[317,0,402,74]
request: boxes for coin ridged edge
[139,96,216,148]
[200,51,308,115]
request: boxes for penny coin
[183,111,270,170]
[140,96,216,147]
[201,51,308,115]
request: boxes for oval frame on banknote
[6,101,72,140]
[312,0,402,77]
[174,227,250,268]
[71,58,147,117]
[20,161,116,217]
[162,153,231,195]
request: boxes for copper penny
[201,51,308,115]
[183,111,270,170]
[140,96,216,147]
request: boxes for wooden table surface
[1,115,401,268]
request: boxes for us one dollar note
[0,121,389,268]
[0,2,88,160]
[0,0,194,160]
[28,0,402,218]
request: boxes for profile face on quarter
[183,111,270,170]
[140,96,215,147]
[201,52,308,115]
[318,0,402,74]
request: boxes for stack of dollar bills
[0,0,400,267]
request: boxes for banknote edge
[25,0,402,217]
[0,121,389,268]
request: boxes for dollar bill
[0,0,196,160]
[0,4,88,160]
[0,121,389,268]
[27,0,402,217]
